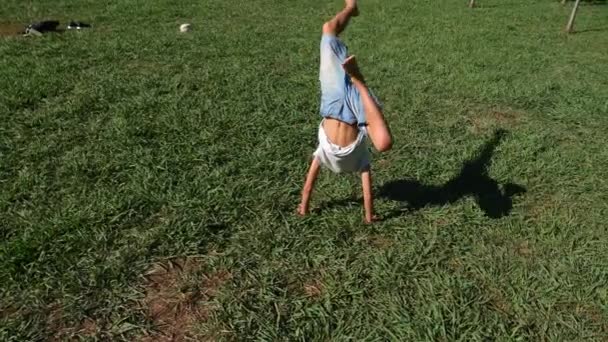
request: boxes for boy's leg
[322,0,359,36]
[361,168,377,223]
[343,56,393,152]
[319,0,360,123]
[298,158,321,216]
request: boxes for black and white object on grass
[67,21,92,30]
[24,20,59,36]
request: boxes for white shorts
[313,120,371,173]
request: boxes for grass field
[1,0,608,340]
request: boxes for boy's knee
[323,21,337,35]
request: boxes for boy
[298,0,393,223]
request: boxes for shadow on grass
[574,27,608,34]
[560,0,606,4]
[478,0,605,9]
[579,0,607,5]
[319,129,526,219]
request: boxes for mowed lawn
[1,0,608,340]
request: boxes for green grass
[1,0,608,340]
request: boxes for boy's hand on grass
[365,215,380,224]
[297,203,308,217]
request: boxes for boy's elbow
[376,138,393,153]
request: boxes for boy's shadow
[319,129,526,219]
[379,129,526,219]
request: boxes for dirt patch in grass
[0,22,25,37]
[555,302,608,333]
[514,240,533,257]
[447,257,463,271]
[303,279,325,299]
[468,108,524,134]
[44,302,97,341]
[78,318,98,336]
[138,257,232,341]
[525,194,561,221]
[45,303,65,339]
[377,159,390,167]
[0,304,20,320]
[487,288,514,317]
[367,235,395,249]
[491,110,520,126]
[1,301,97,340]
[356,233,394,250]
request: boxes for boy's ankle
[351,76,366,87]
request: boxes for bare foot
[346,0,359,16]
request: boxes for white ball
[180,23,192,33]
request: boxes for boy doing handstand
[298,0,393,223]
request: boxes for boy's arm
[342,56,393,153]
[298,158,321,216]
[361,168,376,223]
